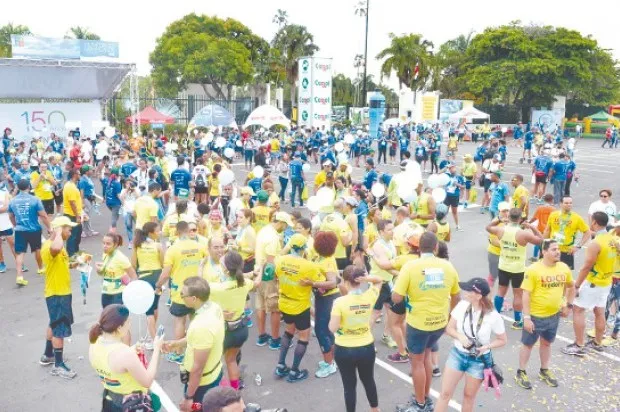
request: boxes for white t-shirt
[0,188,13,231]
[94,140,109,160]
[81,141,93,161]
[451,300,505,355]
[567,138,576,150]
[588,200,617,224]
[482,159,501,179]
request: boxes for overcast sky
[3,0,619,90]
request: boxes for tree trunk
[289,81,296,108]
[200,84,216,100]
[227,84,233,100]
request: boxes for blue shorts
[0,228,13,237]
[15,230,42,254]
[406,325,445,355]
[244,149,254,161]
[464,177,473,190]
[446,346,492,379]
[101,293,123,308]
[521,313,560,346]
[524,142,532,150]
[46,295,74,338]
[139,270,162,316]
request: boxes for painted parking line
[499,314,620,363]
[151,380,180,412]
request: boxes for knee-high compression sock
[494,296,504,313]
[54,348,64,368]
[292,340,309,371]
[278,332,294,366]
[514,311,522,322]
[44,340,53,358]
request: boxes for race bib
[43,184,52,193]
[424,268,445,287]
[554,233,565,244]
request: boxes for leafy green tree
[432,32,473,98]
[65,26,100,40]
[150,14,269,99]
[332,74,355,106]
[272,9,288,28]
[0,23,32,57]
[272,24,319,105]
[376,33,434,91]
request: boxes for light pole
[362,0,369,106]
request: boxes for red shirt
[70,146,82,168]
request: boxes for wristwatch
[184,393,194,400]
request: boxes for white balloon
[252,166,264,179]
[397,185,417,203]
[206,131,214,140]
[334,130,340,137]
[437,173,451,187]
[302,163,311,172]
[219,169,235,186]
[404,161,422,185]
[122,280,155,315]
[432,188,447,203]
[307,196,320,212]
[334,142,344,152]
[337,153,349,164]
[356,130,363,136]
[224,148,234,158]
[428,174,442,189]
[205,134,214,144]
[236,140,243,147]
[215,137,226,148]
[344,134,355,144]
[103,127,116,138]
[193,129,199,135]
[316,187,334,207]
[501,127,508,133]
[371,183,386,198]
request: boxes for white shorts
[574,281,611,310]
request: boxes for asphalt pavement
[0,138,619,412]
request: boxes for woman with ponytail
[104,167,123,234]
[131,222,164,349]
[89,304,163,411]
[209,251,261,390]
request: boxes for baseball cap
[322,160,333,166]
[257,190,269,202]
[274,211,294,227]
[459,277,491,297]
[288,234,307,249]
[240,187,255,196]
[51,216,78,229]
[80,165,92,173]
[498,201,511,212]
[406,230,422,247]
[493,170,503,178]
[463,154,473,160]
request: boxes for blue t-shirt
[534,156,552,174]
[553,160,570,181]
[525,131,534,143]
[78,175,95,197]
[289,160,303,179]
[105,179,122,207]
[120,162,138,179]
[363,169,378,190]
[489,182,510,213]
[498,146,507,161]
[170,168,191,196]
[8,192,43,232]
[248,178,263,196]
[12,168,33,186]
[445,173,464,198]
[356,201,369,232]
[49,141,64,154]
[399,138,409,150]
[415,146,427,158]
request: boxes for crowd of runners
[1,121,618,412]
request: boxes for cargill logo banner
[315,80,331,88]
[314,97,331,104]
[300,97,311,104]
[302,78,310,89]
[302,60,310,72]
[302,110,309,121]
[315,62,331,72]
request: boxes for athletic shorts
[560,252,574,270]
[521,313,560,346]
[488,252,500,280]
[0,228,13,237]
[406,325,445,355]
[281,308,311,330]
[101,293,123,308]
[194,186,208,194]
[390,299,407,315]
[255,280,279,312]
[336,257,349,271]
[444,196,459,208]
[497,269,524,288]
[483,178,492,193]
[54,191,63,206]
[138,270,162,316]
[524,142,532,150]
[224,323,249,350]
[464,177,473,190]
[169,302,193,317]
[535,174,547,184]
[46,294,73,338]
[574,281,611,310]
[15,230,42,254]
[42,199,55,215]
[373,282,393,310]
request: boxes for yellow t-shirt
[546,211,589,253]
[236,225,256,260]
[381,208,393,221]
[41,240,71,297]
[394,256,460,331]
[136,239,162,272]
[314,171,327,189]
[90,342,146,395]
[522,261,573,317]
[255,224,281,267]
[202,258,226,284]
[208,175,220,197]
[412,193,432,227]
[252,205,272,233]
[320,213,351,259]
[183,303,225,386]
[162,213,192,243]
[513,185,530,217]
[275,255,322,315]
[331,286,380,347]
[31,170,55,200]
[392,253,418,271]
[63,181,82,217]
[134,196,159,230]
[462,162,477,178]
[313,255,339,296]
[164,239,206,304]
[366,222,378,248]
[435,220,450,242]
[587,232,618,287]
[614,234,620,279]
[393,220,423,255]
[270,138,280,152]
[370,239,397,282]
[210,280,254,320]
[101,250,132,295]
[487,223,503,255]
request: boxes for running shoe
[246,318,253,328]
[425,397,434,411]
[256,334,270,347]
[511,320,523,330]
[515,369,532,389]
[586,339,604,352]
[381,334,397,349]
[22,265,28,272]
[315,361,337,378]
[274,364,290,378]
[51,364,77,379]
[144,338,154,351]
[0,262,6,273]
[268,337,282,350]
[432,367,442,377]
[464,202,468,209]
[286,369,309,383]
[395,399,427,412]
[538,369,558,387]
[387,352,409,363]
[166,353,184,364]
[317,360,328,368]
[244,308,253,317]
[562,342,586,357]
[16,277,28,287]
[166,297,171,307]
[37,267,46,275]
[39,355,54,366]
[91,231,100,236]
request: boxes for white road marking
[151,380,180,412]
[499,314,620,363]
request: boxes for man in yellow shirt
[63,169,83,257]
[251,190,272,233]
[319,205,352,270]
[156,221,206,363]
[511,174,530,219]
[564,212,616,356]
[516,239,574,390]
[167,276,225,410]
[314,160,333,192]
[461,154,477,207]
[134,183,161,230]
[392,232,460,412]
[543,196,592,271]
[31,162,57,215]
[40,216,79,379]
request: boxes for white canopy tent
[382,117,408,129]
[448,106,490,122]
[243,104,290,129]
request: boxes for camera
[463,339,480,356]
[244,403,287,412]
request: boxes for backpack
[195,173,206,189]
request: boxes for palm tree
[272,24,319,106]
[376,33,434,91]
[354,1,367,16]
[0,23,32,57]
[272,9,289,28]
[65,26,100,40]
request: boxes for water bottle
[254,372,262,386]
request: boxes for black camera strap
[463,304,484,341]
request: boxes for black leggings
[334,343,378,412]
[378,148,387,164]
